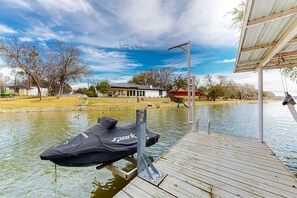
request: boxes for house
[169,88,199,97]
[4,84,48,96]
[109,84,167,97]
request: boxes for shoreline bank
[0,98,279,114]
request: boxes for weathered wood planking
[114,132,297,198]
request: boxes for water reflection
[0,102,296,197]
[91,163,136,197]
[0,108,189,197]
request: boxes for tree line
[128,68,275,101]
[0,37,90,100]
[73,80,111,97]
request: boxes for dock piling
[195,118,199,132]
[208,119,211,134]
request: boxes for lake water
[0,101,296,197]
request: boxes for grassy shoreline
[0,96,279,113]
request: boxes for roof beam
[241,38,297,52]
[247,7,297,28]
[237,50,297,66]
[235,61,297,73]
[234,0,253,72]
[257,19,297,68]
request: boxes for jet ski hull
[40,120,159,167]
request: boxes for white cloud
[71,82,88,90]
[215,58,236,63]
[0,24,17,34]
[174,71,188,75]
[19,37,33,42]
[2,0,32,10]
[0,67,14,82]
[26,24,74,41]
[36,0,93,13]
[173,0,240,48]
[78,46,142,73]
[110,76,133,84]
[7,0,239,49]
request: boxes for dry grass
[0,96,277,110]
[0,96,80,109]
[86,101,147,107]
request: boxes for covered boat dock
[115,0,297,197]
[115,131,297,197]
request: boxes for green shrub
[0,92,16,97]
[96,80,111,94]
[87,91,95,97]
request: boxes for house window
[143,91,145,97]
[133,90,135,96]
[127,90,129,96]
[159,90,162,96]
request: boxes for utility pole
[168,41,191,124]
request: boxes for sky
[0,0,296,96]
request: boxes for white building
[4,84,48,96]
[109,84,167,97]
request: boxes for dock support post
[208,119,211,134]
[136,110,146,175]
[192,76,196,131]
[136,109,164,185]
[187,41,191,124]
[258,68,264,143]
[196,118,199,132]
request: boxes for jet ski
[40,116,160,167]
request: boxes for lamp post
[168,41,191,124]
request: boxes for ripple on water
[1,102,296,197]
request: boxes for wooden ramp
[115,131,297,198]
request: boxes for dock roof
[234,0,297,73]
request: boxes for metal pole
[136,110,144,175]
[192,76,195,130]
[258,68,263,143]
[208,119,211,134]
[196,118,199,132]
[187,40,191,124]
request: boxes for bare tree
[0,37,44,100]
[44,51,59,95]
[204,74,213,89]
[172,75,188,91]
[129,67,175,91]
[48,41,90,97]
[217,75,228,86]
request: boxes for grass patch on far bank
[86,101,147,107]
[0,96,80,109]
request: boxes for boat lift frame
[96,106,165,185]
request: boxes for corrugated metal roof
[234,0,297,73]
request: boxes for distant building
[108,84,167,97]
[4,84,48,96]
[169,88,199,97]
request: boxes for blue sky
[0,0,295,95]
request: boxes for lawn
[0,96,80,109]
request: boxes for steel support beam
[258,68,263,143]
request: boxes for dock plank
[115,132,297,198]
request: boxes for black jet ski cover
[40,117,160,167]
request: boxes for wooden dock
[115,131,297,197]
